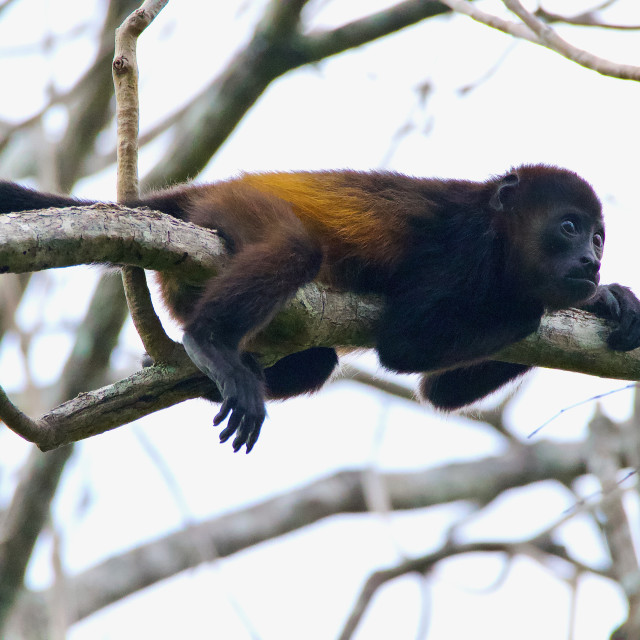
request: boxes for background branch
[7,436,616,633]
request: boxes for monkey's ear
[489,173,519,212]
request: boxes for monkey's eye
[560,220,577,236]
[593,233,604,249]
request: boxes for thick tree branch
[0,206,224,276]
[0,205,639,450]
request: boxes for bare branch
[0,273,128,632]
[441,0,640,81]
[121,266,178,361]
[339,541,522,640]
[0,205,224,276]
[112,1,172,362]
[1,202,640,449]
[535,7,640,31]
[503,0,640,80]
[587,410,640,636]
[112,0,169,199]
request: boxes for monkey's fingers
[232,409,266,453]
[608,320,640,351]
[219,410,243,443]
[214,398,235,426]
[217,389,266,452]
[605,284,640,351]
[244,423,262,453]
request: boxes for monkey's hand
[182,332,267,453]
[580,284,640,351]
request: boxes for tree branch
[441,0,640,81]
[112,1,173,363]
[0,205,639,450]
[0,205,224,276]
[535,7,640,31]
[587,410,640,637]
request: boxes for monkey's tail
[0,180,193,221]
[0,181,92,214]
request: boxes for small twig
[529,383,638,438]
[0,385,44,443]
[502,0,640,81]
[121,266,178,362]
[113,0,170,200]
[535,7,640,31]
[440,0,640,81]
[112,1,172,361]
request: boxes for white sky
[1,1,640,639]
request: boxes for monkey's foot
[183,332,267,453]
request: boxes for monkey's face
[494,165,605,312]
[522,205,605,311]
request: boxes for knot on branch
[112,56,131,74]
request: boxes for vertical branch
[112,1,177,362]
[586,409,640,638]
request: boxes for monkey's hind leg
[420,361,531,410]
[264,347,339,399]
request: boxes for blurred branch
[535,7,640,30]
[7,1,456,184]
[338,535,597,640]
[587,409,640,638]
[338,363,415,402]
[142,0,454,189]
[0,274,128,633]
[0,2,153,632]
[0,0,141,187]
[7,437,615,632]
[344,427,640,640]
[0,0,19,18]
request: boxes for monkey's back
[234,170,430,267]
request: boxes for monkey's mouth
[565,267,599,289]
[563,275,598,299]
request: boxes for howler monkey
[2,165,640,452]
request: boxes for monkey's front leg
[182,333,266,452]
[376,295,542,374]
[579,283,640,351]
[182,232,323,453]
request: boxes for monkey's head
[490,164,605,311]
